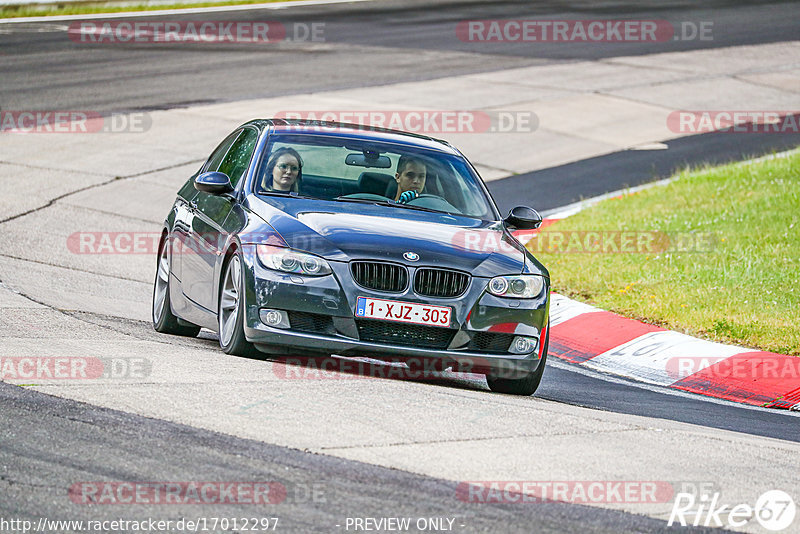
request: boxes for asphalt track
[1,0,799,112]
[1,0,800,532]
[541,362,799,444]
[1,382,727,534]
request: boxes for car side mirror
[504,206,542,230]
[194,171,234,195]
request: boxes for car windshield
[253,133,496,219]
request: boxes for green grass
[0,0,290,19]
[530,149,800,355]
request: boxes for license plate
[355,296,452,328]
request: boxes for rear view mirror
[504,206,542,230]
[194,171,234,194]
[346,153,392,169]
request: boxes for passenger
[394,155,426,203]
[262,148,303,193]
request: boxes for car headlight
[256,245,331,276]
[487,275,544,298]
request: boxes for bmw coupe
[152,119,550,395]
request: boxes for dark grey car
[153,119,550,395]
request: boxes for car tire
[218,249,257,356]
[152,235,201,337]
[486,331,548,396]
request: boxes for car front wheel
[486,331,548,396]
[152,236,201,337]
[218,251,256,356]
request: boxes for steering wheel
[405,193,460,214]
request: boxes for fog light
[260,308,290,329]
[510,336,537,354]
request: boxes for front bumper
[239,245,550,376]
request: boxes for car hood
[247,197,532,277]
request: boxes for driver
[394,155,426,203]
[262,147,303,193]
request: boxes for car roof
[242,118,461,155]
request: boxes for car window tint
[204,130,241,173]
[255,134,496,219]
[217,128,259,188]
[296,145,396,181]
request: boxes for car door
[176,130,240,303]
[182,127,259,312]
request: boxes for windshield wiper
[332,196,396,208]
[392,203,448,214]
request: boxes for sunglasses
[276,163,300,172]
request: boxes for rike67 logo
[669,490,796,531]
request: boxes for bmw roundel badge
[403,252,419,261]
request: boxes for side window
[204,130,240,173]
[217,128,259,189]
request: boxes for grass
[0,0,290,19]
[530,149,800,356]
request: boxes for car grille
[351,262,408,292]
[414,268,470,298]
[288,311,335,335]
[355,319,456,349]
[468,332,515,353]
